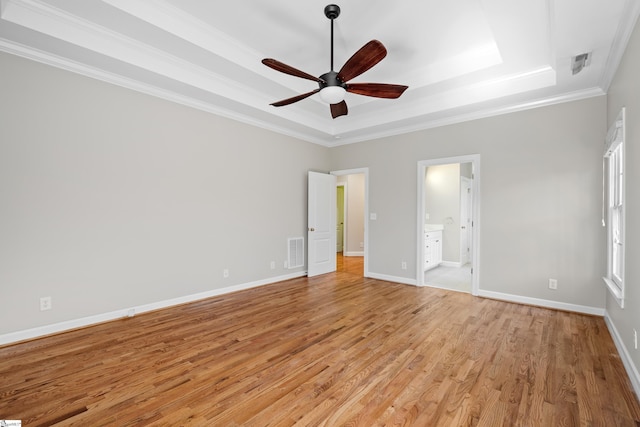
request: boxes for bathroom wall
[425,163,461,263]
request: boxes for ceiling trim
[0,0,262,105]
[0,36,607,148]
[328,87,606,147]
[0,0,338,136]
[100,0,268,79]
[599,0,640,91]
[332,66,557,137]
[0,0,634,147]
[0,38,332,146]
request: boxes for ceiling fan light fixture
[319,86,346,104]
[262,5,407,118]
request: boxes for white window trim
[603,108,625,308]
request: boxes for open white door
[460,177,472,265]
[308,171,337,277]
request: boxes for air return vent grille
[288,237,304,269]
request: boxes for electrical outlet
[223,269,229,278]
[359,242,364,248]
[40,296,52,311]
[401,261,407,270]
[548,279,557,290]
[270,261,275,270]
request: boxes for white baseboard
[422,282,470,294]
[440,261,462,268]
[604,311,640,398]
[367,272,417,286]
[343,251,364,256]
[0,271,306,347]
[477,290,606,316]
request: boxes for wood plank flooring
[1,257,639,426]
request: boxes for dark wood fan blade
[330,101,348,119]
[337,40,387,83]
[271,89,320,107]
[346,83,408,99]
[262,59,324,83]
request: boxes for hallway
[336,252,363,276]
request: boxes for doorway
[332,168,368,277]
[417,155,480,295]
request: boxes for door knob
[309,227,315,231]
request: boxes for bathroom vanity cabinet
[424,229,443,271]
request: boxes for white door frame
[417,155,480,295]
[331,168,369,277]
[460,176,473,265]
[336,182,347,253]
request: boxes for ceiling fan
[262,4,408,119]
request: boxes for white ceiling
[1,0,639,146]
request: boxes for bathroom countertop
[424,224,444,232]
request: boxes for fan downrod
[324,4,340,20]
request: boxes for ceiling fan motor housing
[319,71,346,90]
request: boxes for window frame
[603,108,625,308]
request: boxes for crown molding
[0,0,257,103]
[0,37,607,149]
[329,87,606,146]
[599,0,640,91]
[0,39,333,146]
[0,0,623,147]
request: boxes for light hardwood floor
[1,257,639,426]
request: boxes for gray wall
[0,47,614,339]
[0,52,330,335]
[330,96,607,309]
[606,16,640,381]
[425,163,461,263]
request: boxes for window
[603,108,625,307]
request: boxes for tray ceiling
[1,0,638,146]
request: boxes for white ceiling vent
[288,237,304,269]
[571,52,591,75]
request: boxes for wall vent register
[288,237,304,269]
